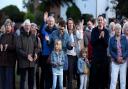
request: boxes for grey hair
[123,22,128,31]
[109,22,115,30]
[47,16,55,22]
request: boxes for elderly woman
[109,23,128,89]
[0,19,16,89]
[109,22,115,37]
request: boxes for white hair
[23,19,31,26]
[115,23,121,31]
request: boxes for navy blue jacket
[91,27,109,59]
[40,21,57,56]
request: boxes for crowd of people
[0,11,128,89]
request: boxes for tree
[23,0,74,25]
[0,5,25,23]
[115,0,128,18]
[23,0,73,12]
[81,14,93,25]
[66,3,81,22]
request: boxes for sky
[0,0,26,12]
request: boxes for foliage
[66,3,81,22]
[0,5,25,22]
[24,11,35,22]
[115,0,128,18]
[81,14,93,25]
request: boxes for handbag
[84,63,90,75]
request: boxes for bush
[0,5,25,22]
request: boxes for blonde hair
[54,39,62,51]
[79,48,88,57]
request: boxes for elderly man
[16,19,39,89]
[39,12,58,89]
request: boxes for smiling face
[98,16,104,29]
[67,19,74,30]
[24,23,31,33]
[47,16,55,29]
[54,40,62,52]
[114,24,121,37]
[31,24,37,35]
[59,26,65,35]
[80,48,88,58]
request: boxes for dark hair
[58,19,66,28]
[98,15,104,19]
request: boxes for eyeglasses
[59,27,65,30]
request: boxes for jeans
[0,67,14,89]
[52,74,63,89]
[19,68,35,89]
[80,74,88,89]
[110,61,127,89]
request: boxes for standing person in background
[84,19,94,62]
[109,23,128,89]
[88,15,109,89]
[39,12,58,89]
[0,19,16,89]
[51,39,65,89]
[77,48,90,89]
[16,19,39,89]
[0,25,5,37]
[30,23,41,89]
[122,22,128,89]
[109,22,115,37]
[75,19,88,50]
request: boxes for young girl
[51,39,65,89]
[77,48,90,89]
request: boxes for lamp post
[96,0,97,18]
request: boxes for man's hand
[34,53,38,61]
[44,11,48,22]
[99,31,104,38]
[45,35,49,41]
